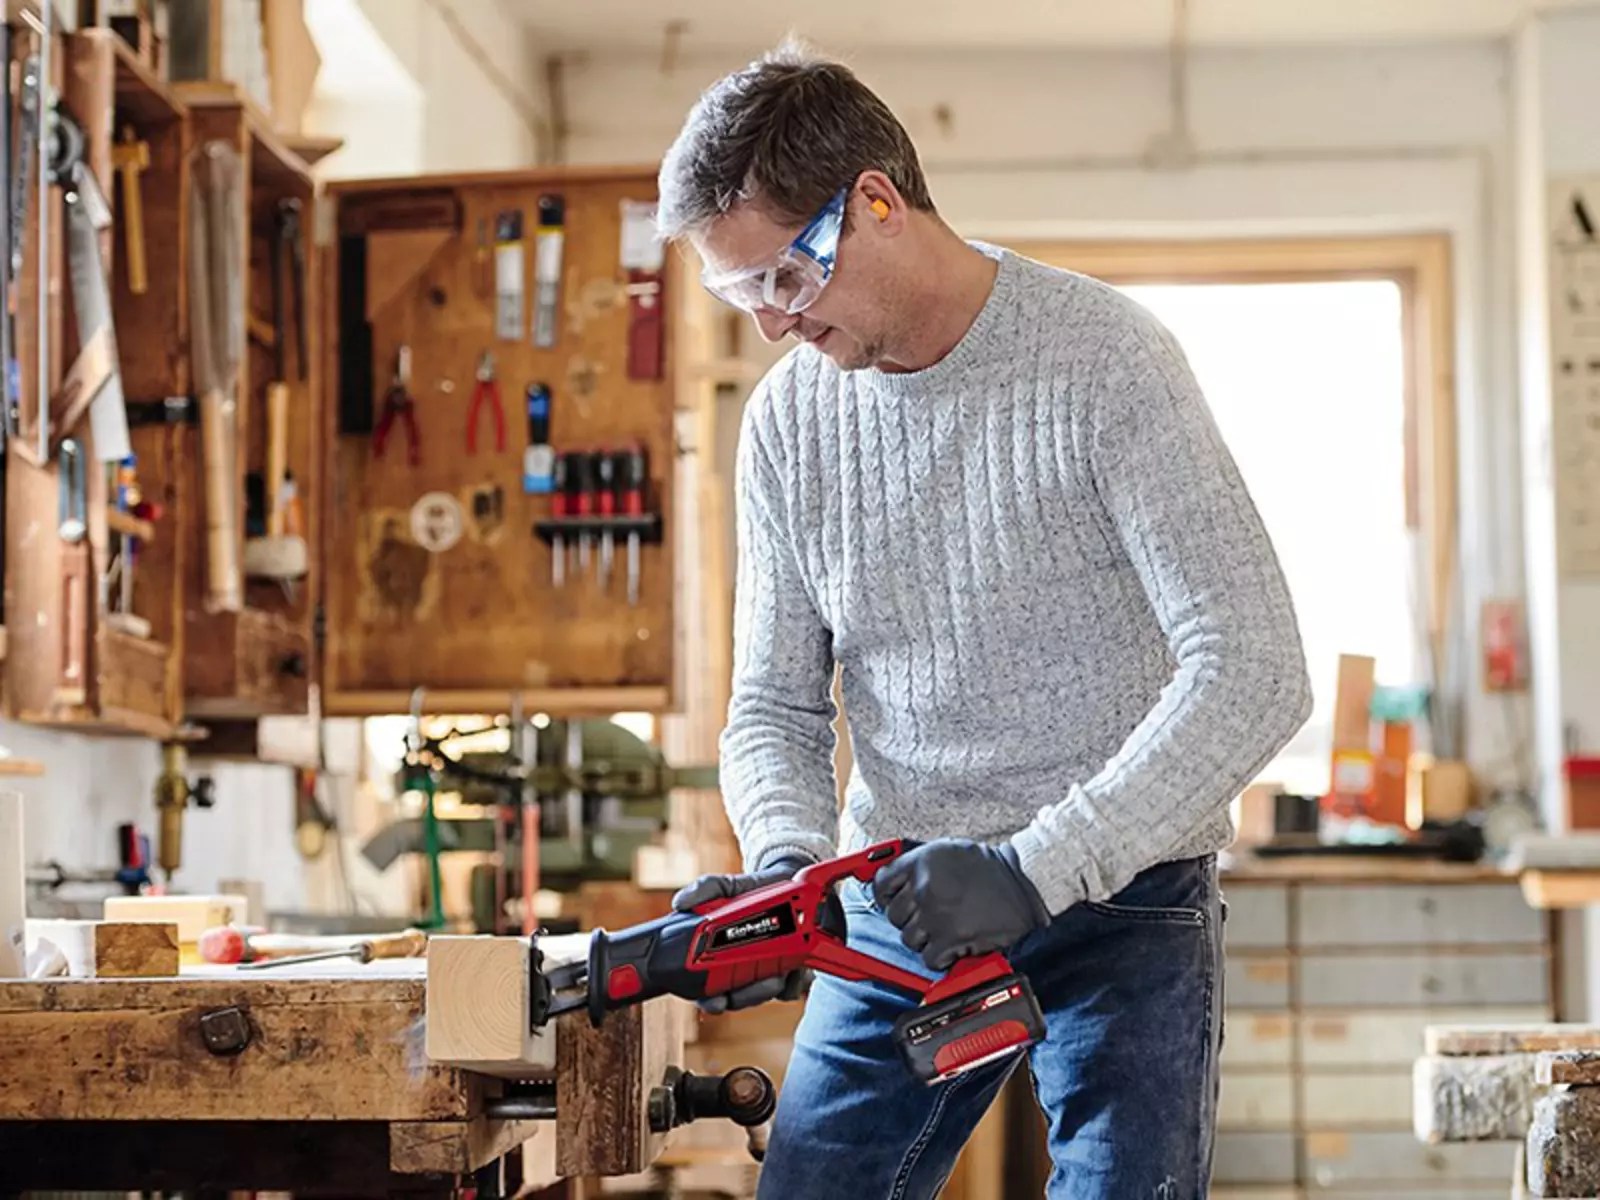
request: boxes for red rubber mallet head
[198,925,247,965]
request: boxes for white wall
[332,0,547,175]
[563,40,1531,792]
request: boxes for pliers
[466,350,505,454]
[373,345,421,466]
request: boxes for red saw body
[536,839,1046,1084]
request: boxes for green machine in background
[361,717,717,933]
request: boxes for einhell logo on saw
[708,903,797,951]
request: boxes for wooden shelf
[173,81,314,193]
[0,757,45,777]
[107,29,184,127]
[322,686,672,719]
[106,507,156,542]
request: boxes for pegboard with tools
[320,167,676,716]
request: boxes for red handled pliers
[466,350,505,454]
[373,344,421,466]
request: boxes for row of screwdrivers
[548,446,649,603]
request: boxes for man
[656,41,1312,1200]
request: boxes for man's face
[691,197,890,371]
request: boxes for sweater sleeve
[1009,314,1314,915]
[717,391,842,872]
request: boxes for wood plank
[103,892,248,942]
[0,757,45,776]
[1538,1049,1600,1085]
[1302,1008,1551,1068]
[0,975,473,1120]
[322,686,669,718]
[0,794,23,977]
[389,1115,548,1176]
[1428,1023,1600,1057]
[556,995,687,1177]
[1521,870,1600,909]
[25,918,180,977]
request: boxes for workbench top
[1220,850,1515,885]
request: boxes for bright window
[1115,280,1419,795]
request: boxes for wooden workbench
[0,948,687,1196]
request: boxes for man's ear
[856,170,905,234]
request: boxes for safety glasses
[700,186,848,315]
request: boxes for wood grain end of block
[424,936,535,1070]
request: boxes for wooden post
[0,793,25,977]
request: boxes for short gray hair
[655,39,935,241]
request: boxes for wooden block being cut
[424,935,557,1078]
[1413,1052,1541,1143]
[102,893,247,942]
[25,919,179,978]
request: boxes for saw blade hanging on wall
[64,156,131,463]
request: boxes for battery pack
[893,971,1045,1084]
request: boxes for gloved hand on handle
[670,854,815,1012]
[872,838,1051,972]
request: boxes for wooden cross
[111,125,150,295]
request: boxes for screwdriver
[622,442,646,607]
[550,452,571,587]
[596,449,617,592]
[233,929,429,970]
[574,449,596,573]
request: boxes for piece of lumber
[388,1116,548,1176]
[0,974,473,1120]
[1521,870,1600,910]
[1429,1024,1600,1057]
[555,992,688,1177]
[0,757,45,777]
[1539,1050,1600,1086]
[424,934,574,1079]
[1413,1052,1541,1142]
[102,892,248,942]
[1528,1085,1600,1196]
[24,919,179,977]
[0,794,23,977]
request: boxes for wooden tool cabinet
[317,166,678,717]
[2,29,681,735]
[1211,858,1557,1200]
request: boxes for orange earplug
[870,198,890,220]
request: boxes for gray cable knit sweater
[718,243,1313,916]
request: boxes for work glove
[671,854,814,1013]
[872,838,1051,973]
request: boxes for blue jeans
[756,854,1225,1199]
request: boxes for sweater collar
[859,241,1015,397]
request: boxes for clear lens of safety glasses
[702,188,848,315]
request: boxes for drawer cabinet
[1216,870,1551,1197]
[1297,951,1549,1008]
[1296,883,1545,947]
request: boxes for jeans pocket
[1083,856,1213,927]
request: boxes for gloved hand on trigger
[872,838,1051,972]
[670,854,815,1013]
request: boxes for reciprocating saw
[533,839,1046,1085]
